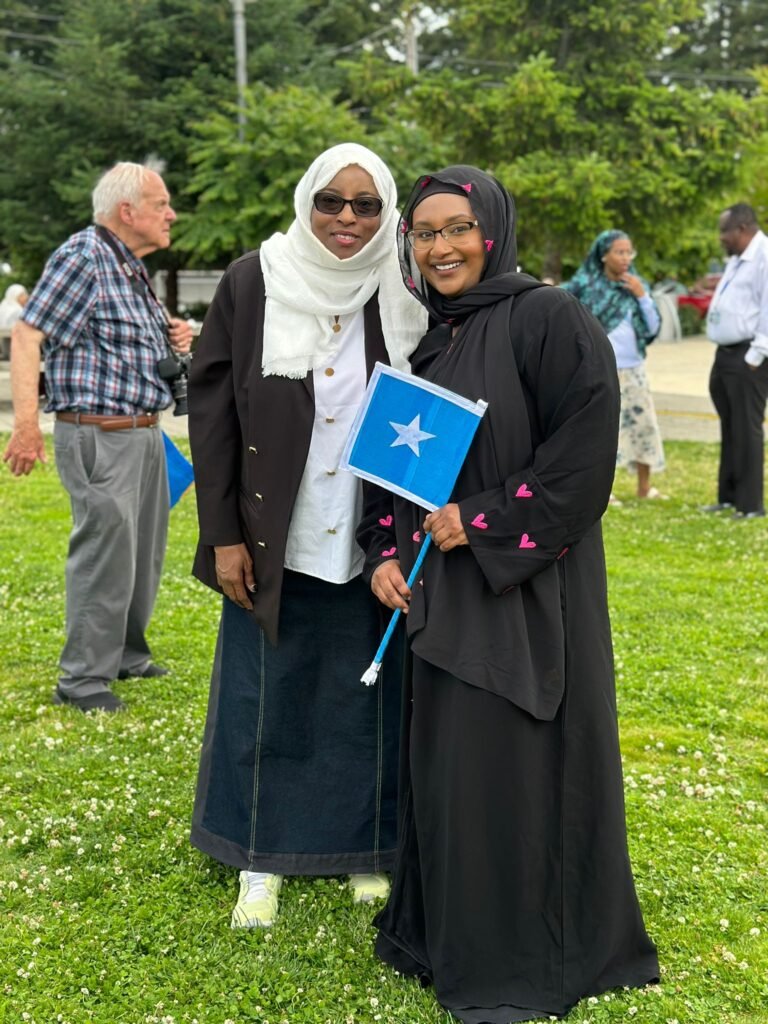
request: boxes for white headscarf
[259,143,427,378]
[0,284,28,329]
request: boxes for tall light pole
[231,0,251,141]
[404,4,420,75]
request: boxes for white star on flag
[389,414,437,457]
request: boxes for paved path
[0,335,728,443]
[644,336,720,442]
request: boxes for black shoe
[52,687,126,713]
[700,502,733,513]
[117,663,170,680]
[732,509,766,520]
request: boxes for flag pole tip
[361,662,382,686]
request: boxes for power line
[0,28,80,45]
[0,10,63,22]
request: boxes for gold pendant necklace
[332,315,341,333]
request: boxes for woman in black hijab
[358,167,659,1023]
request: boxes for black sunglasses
[313,191,383,218]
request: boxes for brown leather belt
[56,412,159,432]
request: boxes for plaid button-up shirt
[23,226,173,414]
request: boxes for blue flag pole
[360,533,433,686]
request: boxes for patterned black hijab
[397,165,541,325]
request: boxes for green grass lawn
[0,438,766,1024]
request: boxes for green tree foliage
[172,85,369,259]
[342,1,765,281]
[0,0,401,280]
[3,0,768,287]
[0,0,236,280]
[661,0,768,92]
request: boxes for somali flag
[340,363,488,511]
[162,431,195,508]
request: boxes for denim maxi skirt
[191,570,401,874]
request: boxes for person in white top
[187,144,426,930]
[704,203,768,519]
[0,283,29,359]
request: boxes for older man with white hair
[3,162,193,711]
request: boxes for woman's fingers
[423,503,469,551]
[372,560,411,611]
[214,543,254,609]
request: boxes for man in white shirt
[704,203,768,519]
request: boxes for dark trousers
[709,342,768,513]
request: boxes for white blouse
[283,309,367,583]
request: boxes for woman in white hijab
[188,144,426,930]
[0,284,28,358]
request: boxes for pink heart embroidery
[519,533,536,549]
[382,547,397,557]
[412,531,421,542]
[471,513,488,530]
[461,183,472,193]
[485,239,494,253]
[420,176,431,188]
[515,483,533,498]
[406,276,416,289]
[400,220,408,233]
[379,515,393,527]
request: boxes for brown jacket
[188,250,387,645]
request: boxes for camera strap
[95,225,170,327]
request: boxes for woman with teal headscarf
[562,230,666,500]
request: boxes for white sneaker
[230,870,283,928]
[349,872,390,904]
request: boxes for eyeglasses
[313,192,383,218]
[406,221,479,250]
[607,249,637,260]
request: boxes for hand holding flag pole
[340,363,488,685]
[360,533,433,686]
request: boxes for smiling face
[310,164,382,260]
[410,193,485,298]
[602,237,635,280]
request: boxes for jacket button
[257,540,267,548]
[248,446,258,454]
[326,469,336,476]
[327,528,337,534]
[325,416,335,423]
[255,492,263,501]
[324,367,334,377]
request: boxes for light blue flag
[162,431,195,509]
[340,362,488,512]
[341,362,488,685]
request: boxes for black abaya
[358,282,659,1021]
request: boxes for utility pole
[404,5,419,75]
[231,0,250,140]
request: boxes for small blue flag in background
[162,431,194,508]
[340,363,488,511]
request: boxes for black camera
[156,351,191,417]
